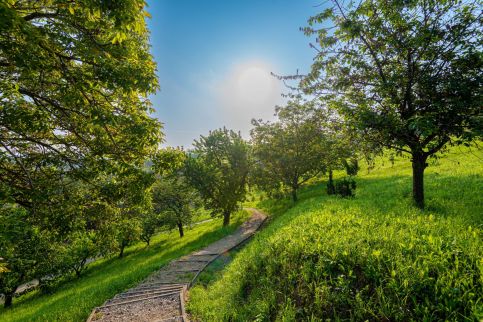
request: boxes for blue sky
[146,0,321,147]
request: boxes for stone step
[117,285,184,297]
[175,258,212,263]
[160,268,201,273]
[111,289,182,302]
[101,291,180,308]
[131,283,185,292]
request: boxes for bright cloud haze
[146,1,320,148]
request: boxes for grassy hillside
[0,210,250,322]
[188,146,483,321]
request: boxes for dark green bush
[335,177,356,197]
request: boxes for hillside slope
[188,146,483,321]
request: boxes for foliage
[140,211,162,246]
[186,128,249,226]
[0,206,57,307]
[188,146,483,321]
[152,178,200,238]
[61,232,98,278]
[334,177,356,197]
[114,215,143,259]
[250,100,331,202]
[301,0,482,208]
[149,147,201,238]
[0,0,162,306]
[0,0,162,207]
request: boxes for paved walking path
[87,209,267,322]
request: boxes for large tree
[250,100,330,202]
[0,0,161,207]
[0,0,162,304]
[186,128,249,226]
[301,0,482,208]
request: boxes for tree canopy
[0,0,162,306]
[0,0,162,206]
[250,100,330,201]
[151,148,200,238]
[186,128,249,226]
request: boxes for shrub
[335,177,356,197]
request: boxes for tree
[150,148,200,238]
[250,101,329,202]
[0,0,162,302]
[152,178,199,238]
[0,0,162,209]
[0,207,57,307]
[186,128,249,226]
[301,0,482,208]
[115,216,142,258]
[61,231,98,278]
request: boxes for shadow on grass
[254,171,482,226]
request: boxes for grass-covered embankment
[0,210,250,322]
[188,147,483,321]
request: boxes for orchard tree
[0,207,57,307]
[152,179,199,238]
[250,100,329,202]
[151,148,200,238]
[186,128,249,226]
[301,0,482,208]
[61,231,98,278]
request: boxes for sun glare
[235,65,274,104]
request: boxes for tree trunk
[412,152,427,209]
[222,210,230,226]
[177,221,184,238]
[291,188,298,202]
[327,169,335,195]
[4,293,13,308]
[119,244,125,258]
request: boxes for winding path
[87,209,267,322]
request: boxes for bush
[335,177,356,197]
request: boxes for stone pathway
[87,209,267,322]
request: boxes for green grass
[193,243,246,288]
[0,210,251,322]
[188,146,483,321]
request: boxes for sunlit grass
[189,146,483,321]
[0,210,250,322]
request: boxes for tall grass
[188,146,483,321]
[0,210,250,322]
